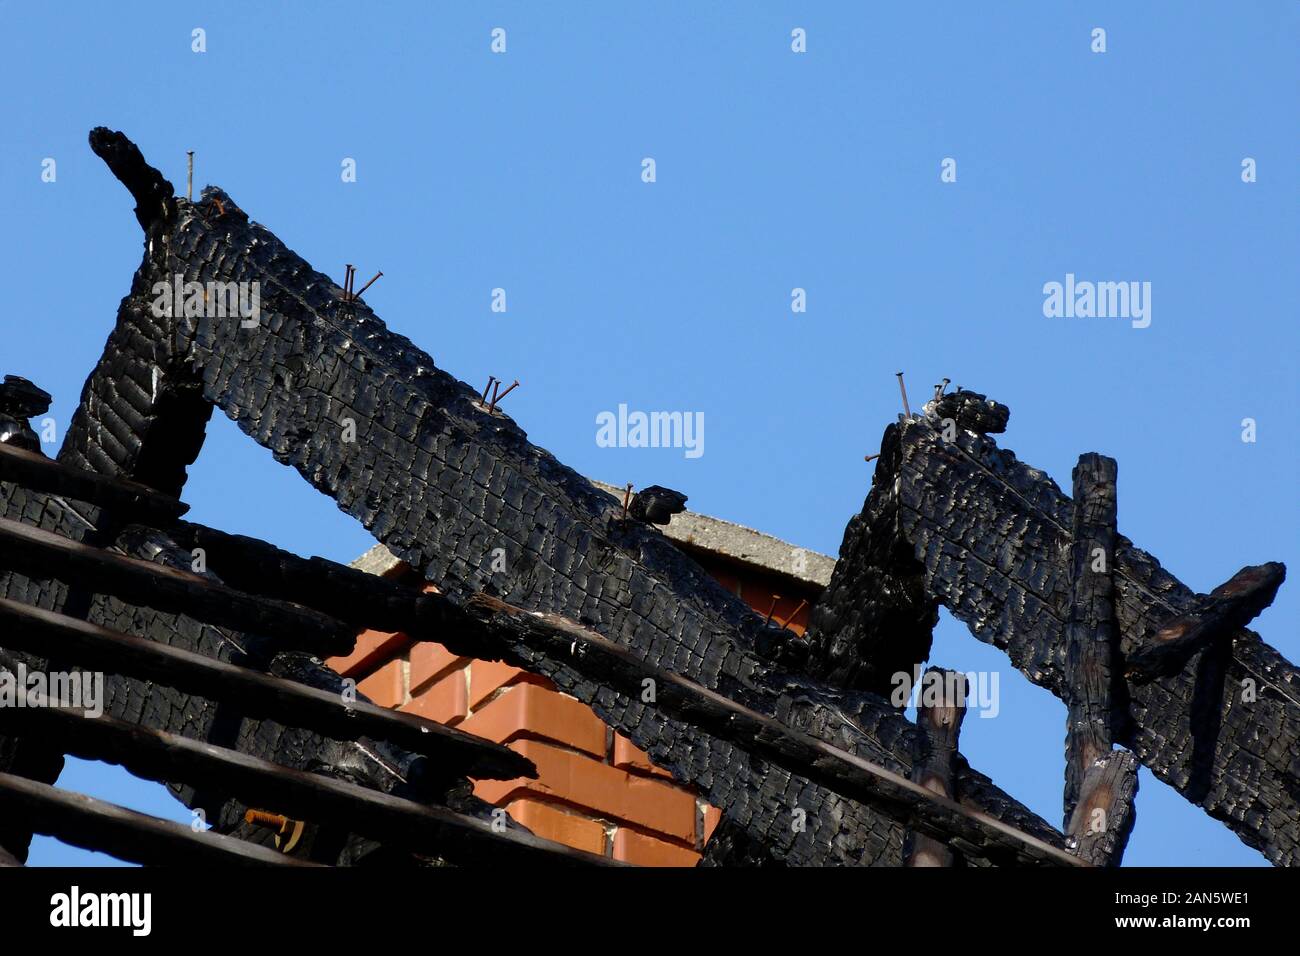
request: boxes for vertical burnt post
[906,667,968,866]
[1063,452,1137,865]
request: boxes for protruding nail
[896,371,912,418]
[353,270,383,299]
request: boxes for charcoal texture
[817,406,1298,865]
[20,127,1063,866]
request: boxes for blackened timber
[78,127,1062,866]
[459,594,1083,867]
[0,772,315,867]
[1064,751,1139,867]
[0,697,617,867]
[0,597,534,781]
[1125,563,1286,684]
[0,443,188,525]
[0,517,354,658]
[1064,453,1121,826]
[168,520,442,634]
[871,409,1299,865]
[906,668,967,867]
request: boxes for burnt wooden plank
[0,695,617,867]
[906,668,967,867]
[0,517,354,658]
[0,597,534,781]
[1126,563,1286,683]
[0,442,188,525]
[459,594,1083,867]
[0,771,315,866]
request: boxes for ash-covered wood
[61,127,1060,867]
[906,668,968,866]
[1063,453,1121,825]
[0,771,316,867]
[1125,562,1286,683]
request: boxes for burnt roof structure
[0,128,1291,867]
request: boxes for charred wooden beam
[1125,562,1286,684]
[0,442,188,525]
[906,668,968,866]
[0,517,354,658]
[167,520,441,634]
[458,594,1082,866]
[0,597,533,781]
[1064,453,1121,825]
[1064,751,1139,867]
[0,772,315,867]
[0,695,617,867]
[72,127,1061,866]
[824,407,1298,864]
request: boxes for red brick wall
[328,558,819,865]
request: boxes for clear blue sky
[1,2,1295,866]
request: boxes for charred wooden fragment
[0,376,52,451]
[1064,751,1139,867]
[906,668,968,867]
[1125,562,1286,684]
[628,485,688,525]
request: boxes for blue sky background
[1,2,1295,866]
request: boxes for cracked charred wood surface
[1064,454,1121,826]
[1065,751,1139,867]
[1125,563,1286,684]
[906,668,967,867]
[65,127,1063,865]
[822,409,1297,865]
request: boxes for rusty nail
[481,376,497,404]
[896,371,911,418]
[764,594,781,625]
[864,453,881,462]
[212,197,226,218]
[353,270,383,299]
[780,598,808,630]
[493,379,520,404]
[622,483,633,523]
[244,808,288,832]
[343,264,354,302]
[186,151,194,201]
